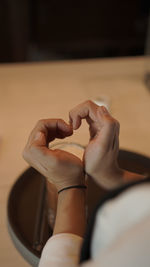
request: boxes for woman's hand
[69,100,123,189]
[23,119,85,191]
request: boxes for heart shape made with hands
[48,101,104,160]
[23,101,121,191]
[47,101,117,168]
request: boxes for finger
[23,119,73,175]
[69,100,99,130]
[112,121,120,151]
[69,100,114,131]
[28,119,73,147]
[95,110,117,151]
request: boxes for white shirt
[39,184,150,267]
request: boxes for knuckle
[98,105,104,112]
[107,118,116,128]
[85,99,93,106]
[35,119,45,127]
[38,119,45,124]
[100,105,104,109]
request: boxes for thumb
[95,109,117,151]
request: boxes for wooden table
[0,56,150,267]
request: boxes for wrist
[58,184,87,194]
[122,170,146,183]
[55,174,86,192]
[95,168,146,190]
[53,187,86,237]
[58,187,87,199]
[92,166,124,190]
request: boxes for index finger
[27,119,73,148]
[69,100,100,130]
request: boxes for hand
[23,119,85,191]
[69,100,123,189]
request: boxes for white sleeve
[80,215,150,267]
[39,233,83,267]
[80,183,150,267]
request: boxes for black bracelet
[58,185,87,194]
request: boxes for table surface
[0,56,150,267]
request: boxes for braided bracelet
[58,185,87,194]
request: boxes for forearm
[93,168,146,190]
[122,170,146,183]
[53,188,86,237]
[110,168,146,187]
[39,185,86,267]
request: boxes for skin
[53,188,86,237]
[23,118,86,237]
[23,118,85,191]
[23,100,145,237]
[69,100,145,189]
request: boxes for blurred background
[0,0,149,63]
